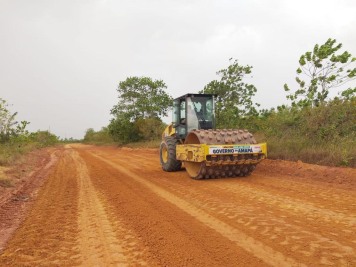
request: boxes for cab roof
[174,93,216,101]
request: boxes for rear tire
[160,137,182,172]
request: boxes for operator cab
[172,93,216,139]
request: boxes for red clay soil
[0,146,63,252]
[0,144,355,266]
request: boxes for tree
[135,117,166,141]
[109,76,172,143]
[200,58,260,128]
[29,131,59,147]
[83,128,95,142]
[108,114,140,144]
[0,98,29,143]
[110,76,172,121]
[284,38,356,107]
[341,87,356,100]
[83,127,113,144]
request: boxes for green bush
[0,130,59,165]
[106,116,166,145]
[83,127,115,145]
[135,117,165,141]
[29,131,59,147]
[107,117,140,144]
[0,99,59,165]
[247,97,356,167]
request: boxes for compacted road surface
[0,144,355,266]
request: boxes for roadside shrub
[29,131,59,147]
[83,127,114,145]
[106,116,166,145]
[0,130,59,165]
[135,117,165,141]
[108,117,140,144]
[250,97,356,167]
[0,98,60,165]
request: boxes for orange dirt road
[0,144,355,266]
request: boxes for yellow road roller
[160,93,267,179]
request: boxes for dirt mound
[258,159,356,190]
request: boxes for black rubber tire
[160,136,182,172]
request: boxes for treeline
[85,38,356,167]
[83,118,166,145]
[0,98,59,165]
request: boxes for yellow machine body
[159,93,267,179]
[176,143,267,164]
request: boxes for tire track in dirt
[153,179,356,266]
[215,181,356,226]
[238,175,356,214]
[104,150,356,227]
[2,144,355,266]
[0,149,81,266]
[92,148,356,228]
[0,149,60,252]
[99,148,356,228]
[0,146,148,266]
[77,147,267,267]
[97,147,356,218]
[134,160,356,265]
[86,150,302,267]
[70,149,131,266]
[85,146,356,266]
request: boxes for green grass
[82,139,161,149]
[119,139,161,149]
[260,135,356,167]
[0,142,37,165]
[0,131,59,166]
[251,98,356,167]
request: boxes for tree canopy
[110,76,172,120]
[284,38,356,107]
[109,76,172,143]
[200,58,259,128]
[0,98,29,143]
